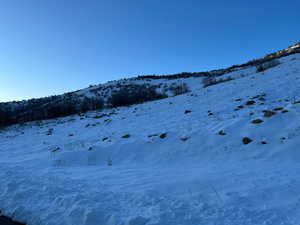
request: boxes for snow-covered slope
[1,53,300,225]
[2,42,299,128]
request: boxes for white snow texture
[1,53,300,225]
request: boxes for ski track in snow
[1,54,300,224]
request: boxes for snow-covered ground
[1,54,300,225]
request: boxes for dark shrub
[202,76,217,87]
[202,76,234,88]
[256,59,280,72]
[110,85,167,107]
[169,83,190,96]
[263,110,276,118]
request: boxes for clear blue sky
[0,0,299,102]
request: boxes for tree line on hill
[0,95,104,127]
[0,84,178,127]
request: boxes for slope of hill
[1,48,300,225]
[1,42,300,127]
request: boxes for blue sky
[0,0,299,102]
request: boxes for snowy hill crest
[1,42,300,128]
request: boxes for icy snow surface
[1,54,300,225]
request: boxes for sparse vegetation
[263,110,276,118]
[169,82,190,96]
[202,76,234,88]
[256,59,280,72]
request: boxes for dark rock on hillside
[251,119,264,124]
[273,107,284,111]
[122,134,130,138]
[246,101,256,105]
[218,130,227,135]
[159,133,167,139]
[263,110,276,118]
[243,137,253,145]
